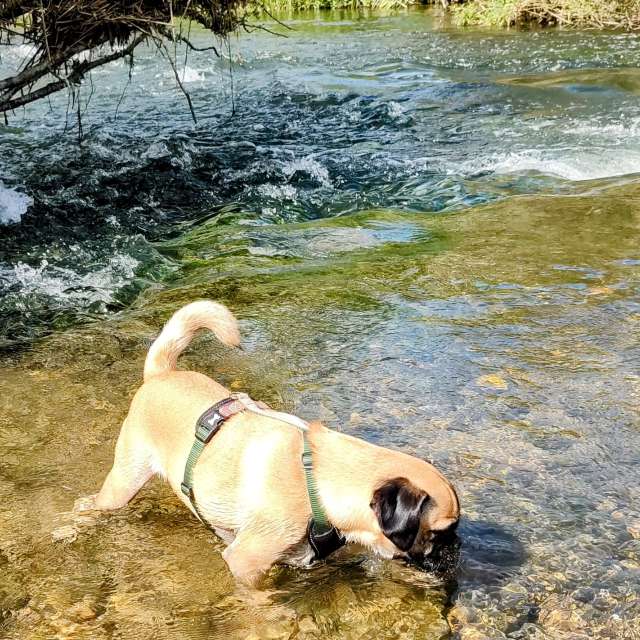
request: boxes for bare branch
[176,33,220,56]
[252,2,293,33]
[0,1,249,117]
[0,42,87,92]
[1,34,145,113]
[158,38,198,124]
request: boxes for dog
[93,300,460,586]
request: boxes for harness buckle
[195,410,224,443]
[301,450,313,469]
[307,520,346,560]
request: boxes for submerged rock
[14,604,42,625]
[538,594,588,633]
[298,615,320,634]
[51,525,77,544]
[459,625,507,640]
[476,374,508,390]
[447,604,478,628]
[66,596,100,623]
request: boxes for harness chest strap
[180,396,246,526]
[180,393,345,560]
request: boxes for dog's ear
[371,477,429,551]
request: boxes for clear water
[0,8,639,639]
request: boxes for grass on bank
[453,0,640,28]
[259,0,640,29]
[259,0,435,11]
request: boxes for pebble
[447,604,478,628]
[73,494,98,513]
[459,626,506,640]
[52,621,81,639]
[476,374,508,390]
[14,605,41,625]
[627,520,640,539]
[586,286,613,296]
[67,596,99,623]
[620,559,640,570]
[538,595,586,632]
[51,525,77,543]
[298,615,319,634]
[262,621,295,639]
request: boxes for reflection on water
[1,6,640,640]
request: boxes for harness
[180,393,345,561]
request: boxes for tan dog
[94,301,460,585]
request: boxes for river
[1,7,639,639]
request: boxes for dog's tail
[143,300,240,382]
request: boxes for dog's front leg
[222,524,290,587]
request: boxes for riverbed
[1,7,639,639]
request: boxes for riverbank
[260,0,640,29]
[453,0,640,29]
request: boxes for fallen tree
[0,1,250,117]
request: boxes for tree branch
[158,38,198,124]
[0,41,91,93]
[0,34,145,113]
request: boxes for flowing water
[1,7,640,639]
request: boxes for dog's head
[370,476,460,575]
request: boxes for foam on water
[0,234,167,345]
[9,253,138,304]
[0,182,32,224]
[457,149,640,181]
[179,66,206,83]
[282,156,333,188]
[256,183,299,200]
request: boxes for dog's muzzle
[408,533,461,577]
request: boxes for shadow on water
[219,517,528,640]
[457,519,527,589]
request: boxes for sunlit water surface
[1,8,639,640]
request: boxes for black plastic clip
[195,409,224,443]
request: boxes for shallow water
[1,7,639,639]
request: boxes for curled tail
[143,300,240,381]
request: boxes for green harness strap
[300,430,331,533]
[180,398,240,528]
[181,437,212,527]
[181,397,333,535]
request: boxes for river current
[0,8,639,640]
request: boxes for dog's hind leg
[93,418,155,510]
